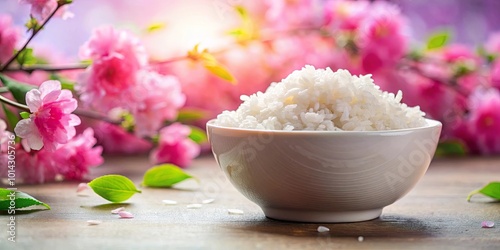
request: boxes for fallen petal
[358,236,364,242]
[162,199,178,205]
[482,221,495,228]
[77,183,89,193]
[317,226,330,233]
[227,209,244,215]
[202,198,215,204]
[118,211,134,219]
[87,220,102,226]
[111,207,125,214]
[186,204,202,209]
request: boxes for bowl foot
[262,207,382,223]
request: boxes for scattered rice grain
[227,209,244,215]
[186,204,203,209]
[317,226,330,233]
[87,220,102,226]
[162,199,178,205]
[202,198,215,204]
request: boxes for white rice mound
[214,65,426,131]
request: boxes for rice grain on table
[215,65,426,131]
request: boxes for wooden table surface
[2,155,500,250]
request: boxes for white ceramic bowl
[207,119,442,223]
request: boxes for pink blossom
[324,0,369,30]
[14,80,81,151]
[150,123,200,168]
[489,60,500,90]
[264,0,322,30]
[358,2,408,72]
[20,0,73,21]
[5,144,59,184]
[53,128,103,181]
[0,15,20,65]
[130,70,185,137]
[466,88,500,154]
[77,26,148,112]
[92,122,152,154]
[485,32,500,54]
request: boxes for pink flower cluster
[20,0,73,21]
[0,15,20,65]
[0,80,102,184]
[15,80,80,151]
[78,26,185,137]
[0,126,103,184]
[150,123,200,168]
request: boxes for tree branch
[0,4,64,71]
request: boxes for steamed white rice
[214,65,426,131]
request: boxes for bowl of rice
[207,66,442,223]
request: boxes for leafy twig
[0,3,66,71]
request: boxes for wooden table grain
[2,156,500,249]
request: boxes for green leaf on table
[142,164,194,188]
[176,108,207,123]
[88,175,141,203]
[0,74,35,105]
[0,188,50,211]
[426,31,450,50]
[467,182,500,201]
[188,126,207,144]
[435,141,466,156]
[1,103,19,130]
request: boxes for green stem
[466,189,481,202]
[0,4,64,72]
[0,93,120,124]
[3,64,88,73]
[0,95,30,112]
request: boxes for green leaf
[0,188,50,211]
[204,63,237,84]
[467,182,500,201]
[20,112,30,119]
[187,45,237,84]
[15,48,38,66]
[435,141,466,156]
[25,17,41,32]
[145,22,166,33]
[49,73,75,91]
[142,164,194,188]
[176,108,207,123]
[0,74,35,105]
[88,175,141,203]
[426,31,451,50]
[188,126,207,144]
[2,103,19,130]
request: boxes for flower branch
[0,2,69,71]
